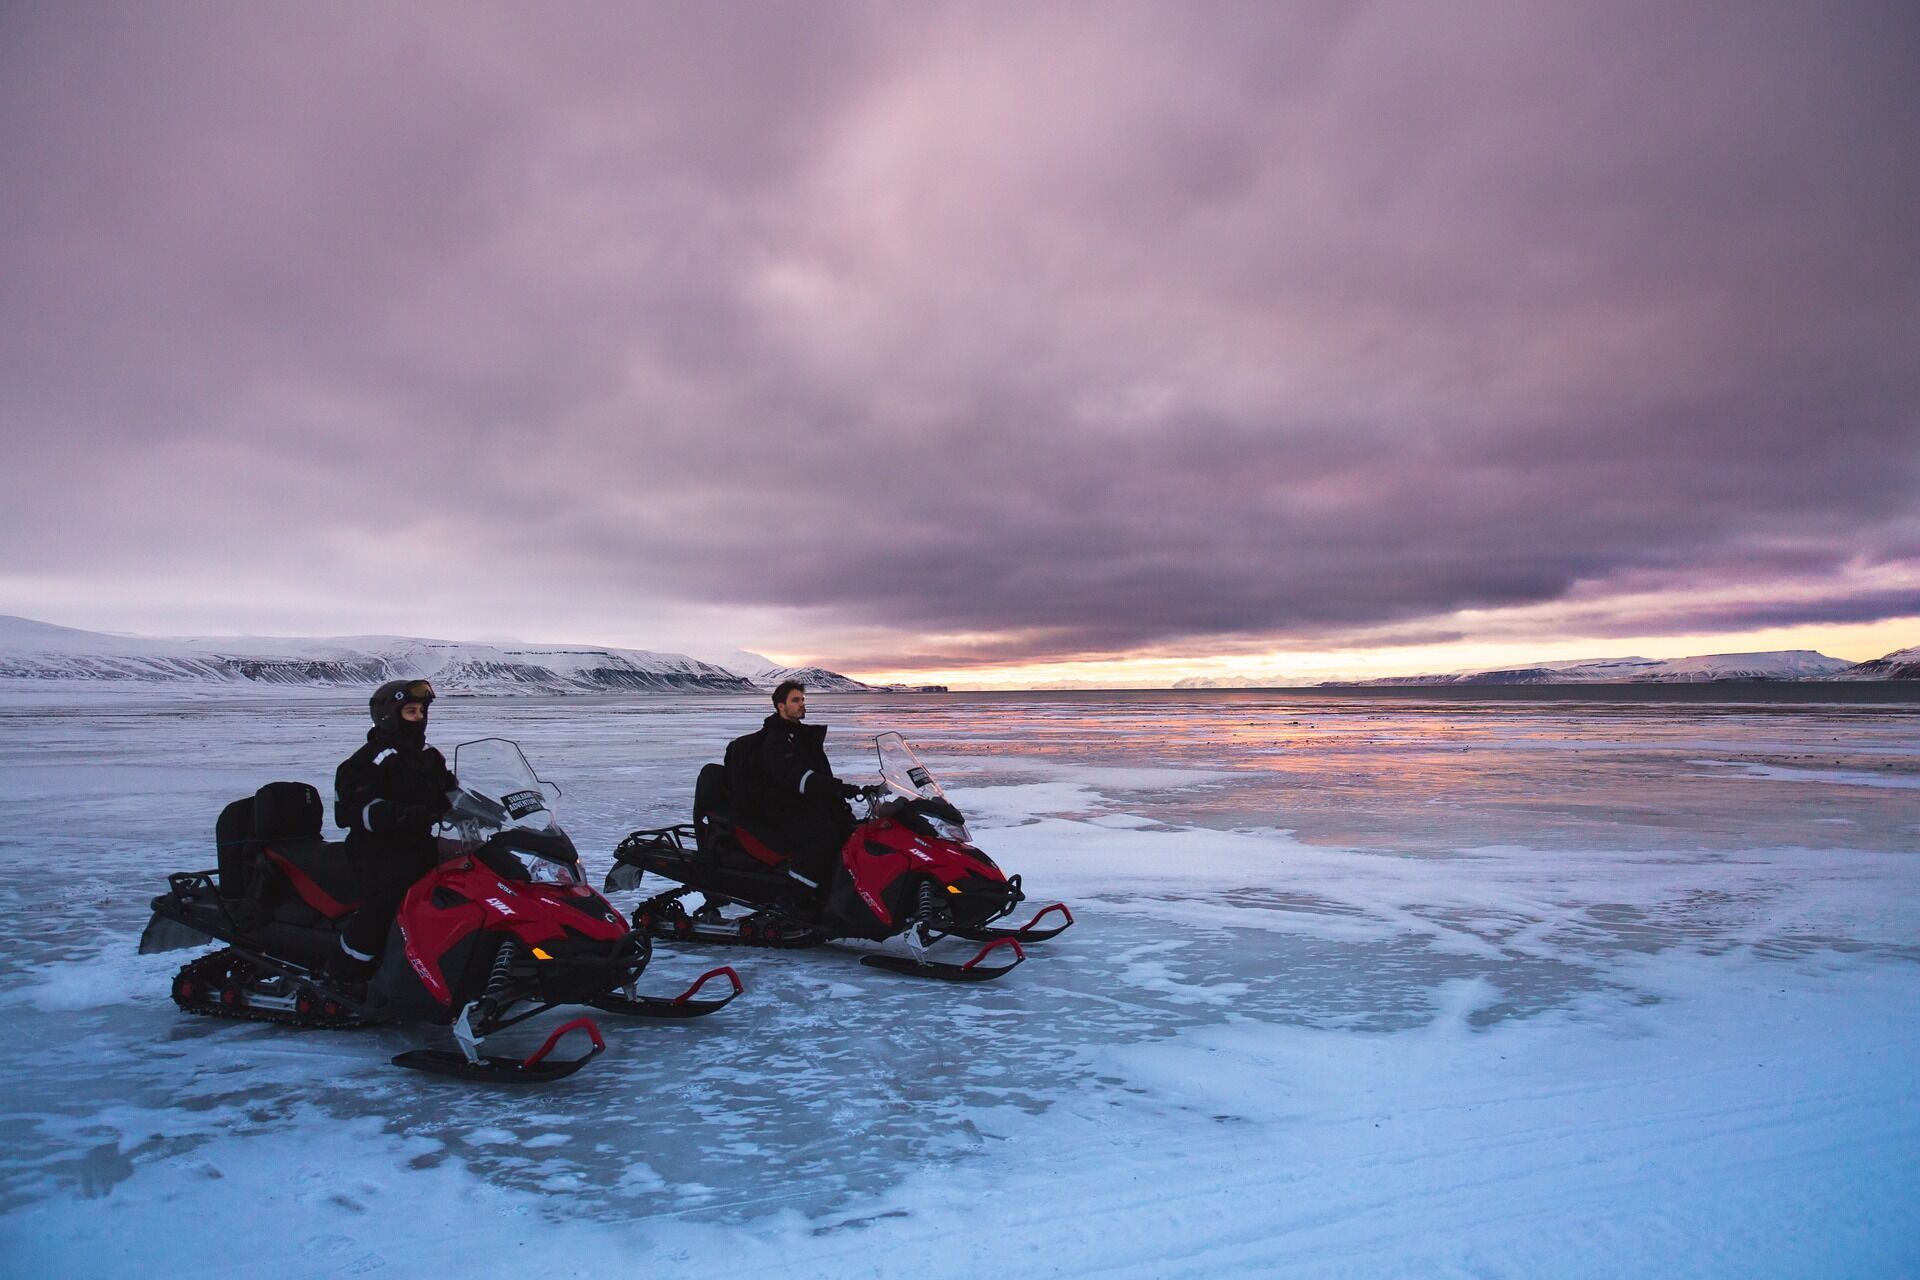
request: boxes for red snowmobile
[606,732,1071,981]
[140,738,741,1083]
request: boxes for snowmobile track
[632,890,826,951]
[169,947,368,1031]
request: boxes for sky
[3,2,1916,687]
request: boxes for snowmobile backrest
[249,781,324,845]
[215,796,255,896]
[693,761,732,826]
[722,732,762,815]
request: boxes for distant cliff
[1332,649,1892,686]
[1826,645,1920,681]
[0,615,758,694]
[1171,647,1917,689]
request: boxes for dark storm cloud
[3,2,1915,662]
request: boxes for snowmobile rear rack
[619,824,697,853]
[606,824,701,893]
[139,870,261,953]
[168,869,220,897]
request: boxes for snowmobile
[140,737,742,1083]
[606,732,1072,981]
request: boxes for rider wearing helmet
[327,679,457,982]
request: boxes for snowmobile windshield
[875,732,945,802]
[875,733,972,843]
[441,738,564,855]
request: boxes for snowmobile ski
[951,902,1075,944]
[859,936,1026,982]
[588,965,744,1018]
[392,1016,605,1084]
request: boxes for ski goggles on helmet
[390,679,435,705]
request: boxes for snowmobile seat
[692,759,791,869]
[214,782,324,899]
[693,761,730,825]
[215,796,256,897]
[259,841,361,921]
[726,821,791,868]
[245,782,363,922]
[252,780,324,844]
[691,762,732,847]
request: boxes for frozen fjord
[0,688,1915,1279]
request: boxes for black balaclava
[369,679,433,749]
[392,699,429,749]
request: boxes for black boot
[325,938,377,997]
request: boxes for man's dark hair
[772,679,805,707]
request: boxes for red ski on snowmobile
[606,732,1072,980]
[140,738,741,1083]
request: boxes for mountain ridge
[1174,646,1915,688]
[0,615,880,695]
[1330,648,1898,686]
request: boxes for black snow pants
[784,806,853,888]
[339,843,437,962]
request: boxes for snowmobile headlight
[509,848,584,886]
[922,813,972,844]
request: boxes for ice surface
[1,689,1915,1278]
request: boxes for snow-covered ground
[1,689,1915,1278]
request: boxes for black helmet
[369,678,435,728]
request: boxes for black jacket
[750,713,841,817]
[334,726,457,857]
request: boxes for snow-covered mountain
[687,647,784,679]
[1343,650,1861,686]
[684,646,875,692]
[748,664,874,693]
[0,615,758,694]
[1171,675,1314,689]
[1637,651,1862,681]
[1827,645,1920,681]
[679,643,878,691]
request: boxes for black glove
[396,804,438,835]
[840,781,865,800]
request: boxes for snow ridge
[1347,649,1866,686]
[1828,644,1920,681]
[746,665,875,693]
[0,615,757,694]
[684,648,885,692]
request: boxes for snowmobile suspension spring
[486,939,519,1000]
